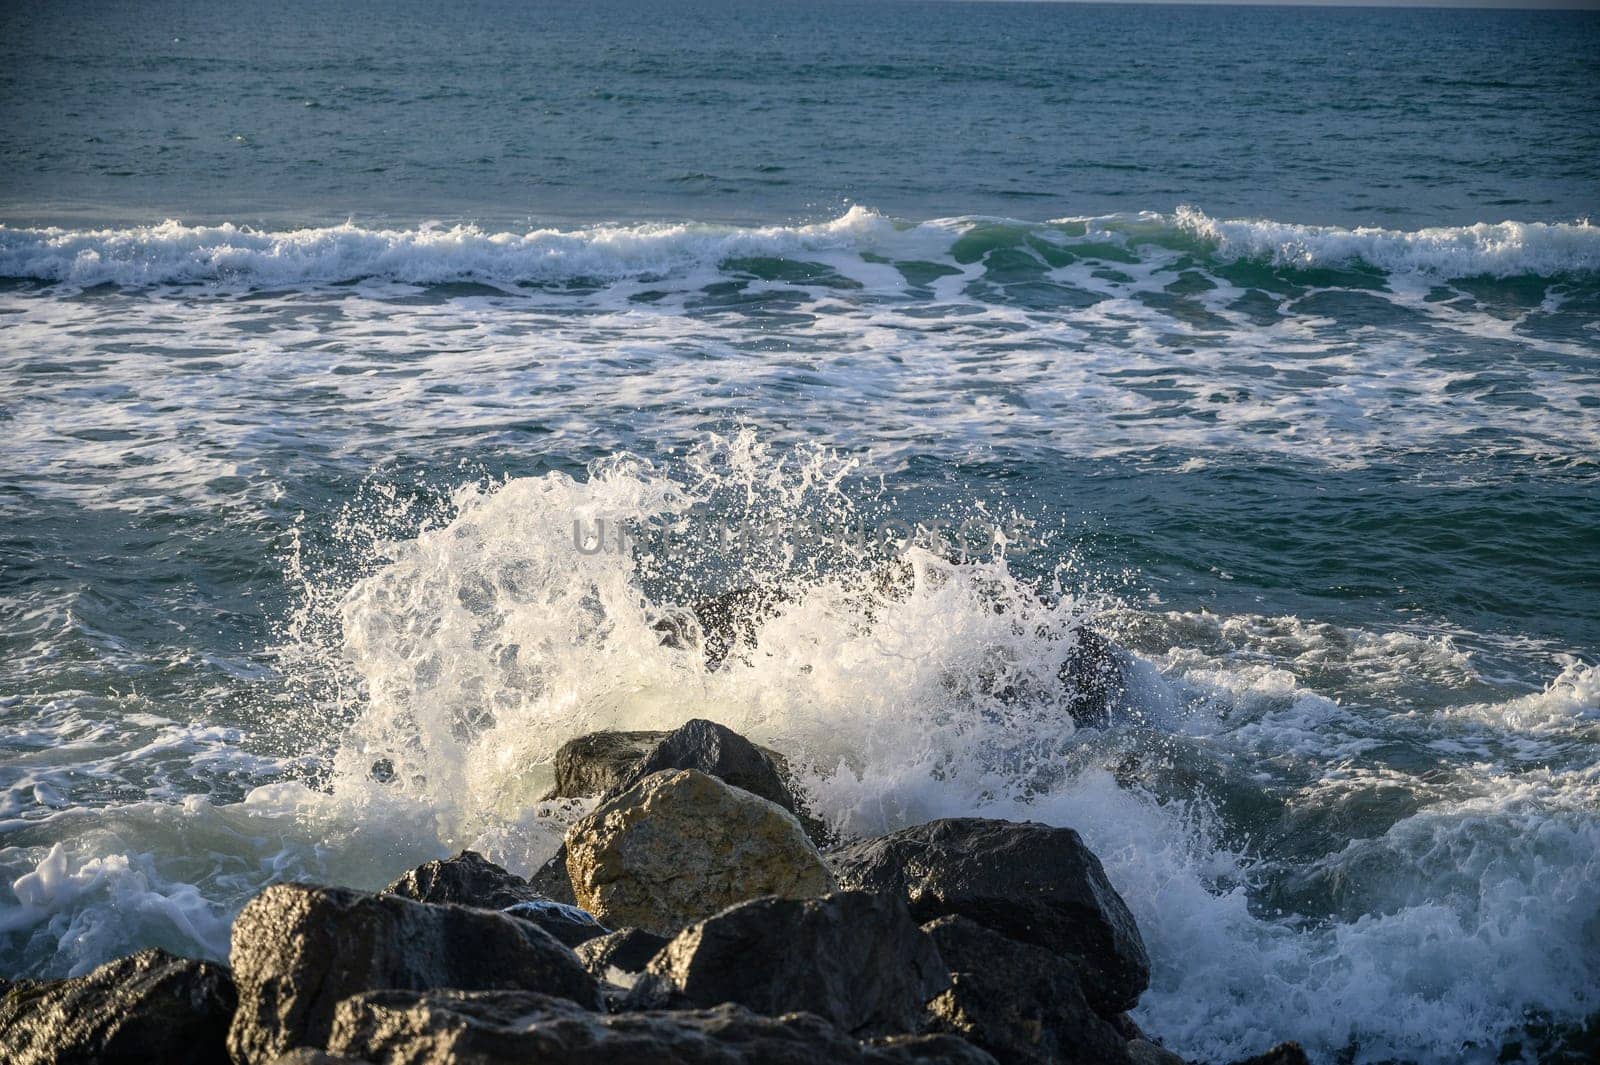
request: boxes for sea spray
[4,439,1597,1063]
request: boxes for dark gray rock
[654,586,791,671]
[574,927,669,980]
[609,719,803,821]
[380,844,604,946]
[327,988,993,1065]
[1057,628,1126,729]
[226,883,601,1065]
[383,850,542,909]
[382,849,607,948]
[542,730,666,800]
[528,849,580,906]
[629,889,949,1038]
[921,915,1131,1065]
[829,817,1149,1016]
[0,948,236,1065]
[1227,1044,1312,1065]
[499,899,609,949]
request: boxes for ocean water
[2,2,1599,1062]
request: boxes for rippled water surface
[2,3,1598,1063]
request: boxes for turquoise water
[2,3,1599,1063]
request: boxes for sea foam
[3,206,1597,288]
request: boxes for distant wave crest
[2,206,1596,287]
[1172,205,1600,279]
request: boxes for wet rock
[921,915,1130,1065]
[609,718,808,825]
[528,849,580,906]
[499,899,609,949]
[1057,628,1127,728]
[1125,1038,1186,1065]
[0,948,236,1065]
[543,717,829,877]
[383,850,543,910]
[565,768,834,935]
[1227,1044,1312,1065]
[383,849,607,948]
[655,586,792,670]
[629,890,948,1038]
[830,817,1149,1016]
[574,927,669,982]
[542,730,666,799]
[326,988,991,1064]
[226,883,600,1065]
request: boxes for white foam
[1172,205,1600,278]
[3,206,1596,288]
[0,207,908,288]
[260,453,1600,1063]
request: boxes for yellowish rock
[564,768,834,935]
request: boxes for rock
[920,915,1130,1065]
[1126,1038,1186,1065]
[499,899,609,949]
[383,850,543,909]
[383,850,607,948]
[565,768,834,935]
[1057,628,1126,728]
[540,717,830,893]
[654,586,792,670]
[1227,1044,1311,1065]
[0,948,236,1065]
[226,883,601,1065]
[630,890,948,1038]
[528,850,580,906]
[542,730,666,799]
[867,1034,1002,1064]
[326,988,992,1065]
[609,719,809,828]
[574,928,669,981]
[830,817,1149,1016]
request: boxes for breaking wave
[3,206,1597,289]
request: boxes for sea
[1,1,1598,1062]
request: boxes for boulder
[542,730,666,799]
[921,915,1130,1065]
[654,586,791,670]
[830,818,1148,1015]
[574,927,669,982]
[528,850,580,906]
[1057,628,1126,728]
[565,768,834,935]
[630,890,948,1038]
[542,721,797,811]
[383,850,543,909]
[226,883,600,1065]
[325,989,993,1065]
[0,948,236,1065]
[608,719,810,828]
[383,850,607,947]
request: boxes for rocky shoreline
[0,719,1311,1064]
